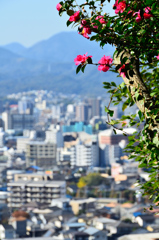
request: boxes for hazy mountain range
[0,31,121,96]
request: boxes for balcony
[12,187,21,191]
[52,189,60,193]
[31,194,41,198]
[12,193,24,197]
[46,194,52,198]
[29,188,40,192]
[52,194,60,198]
[46,189,52,192]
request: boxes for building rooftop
[45,181,65,187]
[27,141,55,145]
[66,223,86,228]
[118,232,159,240]
[8,181,30,187]
[70,198,96,204]
[84,227,99,235]
[95,217,117,224]
[8,180,65,187]
[5,238,61,240]
[98,127,136,137]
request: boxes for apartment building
[7,180,66,208]
[87,97,101,118]
[14,172,53,182]
[56,148,71,164]
[98,128,136,166]
[16,137,30,152]
[26,141,56,168]
[70,140,99,168]
[45,125,64,148]
[76,103,91,123]
[2,112,35,131]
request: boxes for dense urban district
[0,90,158,240]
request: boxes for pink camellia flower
[156,55,159,60]
[119,64,126,77]
[127,10,133,15]
[133,11,142,23]
[81,20,87,25]
[56,3,62,11]
[98,55,113,72]
[74,53,92,66]
[143,7,153,19]
[81,26,92,39]
[69,11,80,22]
[92,15,107,29]
[92,22,98,29]
[114,0,126,14]
[78,24,91,39]
[98,65,110,72]
[96,15,107,24]
[134,7,152,22]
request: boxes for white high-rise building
[45,125,64,148]
[16,137,30,152]
[70,140,99,168]
[52,105,61,119]
[2,112,11,131]
[56,148,71,164]
[0,128,5,147]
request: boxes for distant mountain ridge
[3,43,26,56]
[3,32,115,63]
[0,31,121,96]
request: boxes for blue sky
[0,0,114,47]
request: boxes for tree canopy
[57,0,159,207]
[77,173,105,188]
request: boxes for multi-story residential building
[5,170,24,183]
[14,172,54,182]
[76,103,91,123]
[2,112,12,131]
[45,125,64,148]
[16,137,30,152]
[87,97,101,118]
[98,128,136,166]
[18,97,34,114]
[7,180,66,208]
[56,148,71,164]
[26,141,56,168]
[100,144,123,167]
[70,140,99,168]
[52,105,61,120]
[0,128,5,147]
[2,112,35,131]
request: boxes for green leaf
[111,82,117,87]
[138,110,142,120]
[109,110,114,117]
[87,57,92,64]
[90,35,97,41]
[76,64,81,74]
[81,65,86,73]
[113,129,117,134]
[67,10,74,16]
[66,20,72,27]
